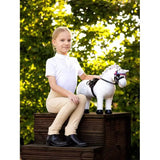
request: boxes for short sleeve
[45,59,56,77]
[75,59,84,76]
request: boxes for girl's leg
[46,91,77,135]
[65,94,87,136]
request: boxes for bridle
[113,71,126,84]
[101,71,126,85]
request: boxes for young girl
[45,27,100,147]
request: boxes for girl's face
[52,31,72,55]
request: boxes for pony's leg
[84,98,90,113]
[85,98,90,110]
[96,96,103,114]
[105,97,113,114]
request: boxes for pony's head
[101,64,129,88]
[114,66,129,88]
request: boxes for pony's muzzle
[118,78,127,88]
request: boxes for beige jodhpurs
[46,90,87,136]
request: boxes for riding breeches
[46,90,87,136]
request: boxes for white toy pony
[77,64,129,114]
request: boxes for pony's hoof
[105,110,112,114]
[96,110,103,114]
[84,109,89,114]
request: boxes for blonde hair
[52,27,72,51]
[52,27,71,40]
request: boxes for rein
[101,71,126,85]
[101,78,117,85]
[87,71,126,98]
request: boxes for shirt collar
[55,53,69,59]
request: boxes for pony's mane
[102,64,121,75]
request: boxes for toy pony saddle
[87,78,99,97]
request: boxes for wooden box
[33,112,131,160]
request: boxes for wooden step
[34,112,131,160]
[34,113,105,146]
[21,144,103,160]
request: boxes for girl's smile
[52,31,72,55]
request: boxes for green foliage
[20,0,140,159]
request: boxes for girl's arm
[79,73,100,80]
[47,76,79,105]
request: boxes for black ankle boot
[96,110,103,114]
[46,134,68,147]
[66,134,87,147]
[105,109,112,114]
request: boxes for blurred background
[20,0,140,159]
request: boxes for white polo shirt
[45,53,84,93]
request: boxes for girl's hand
[79,73,100,80]
[48,76,79,104]
[68,93,79,105]
[93,75,101,79]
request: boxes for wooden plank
[21,144,103,160]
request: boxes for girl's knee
[78,94,87,103]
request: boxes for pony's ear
[121,69,129,73]
[124,70,129,73]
